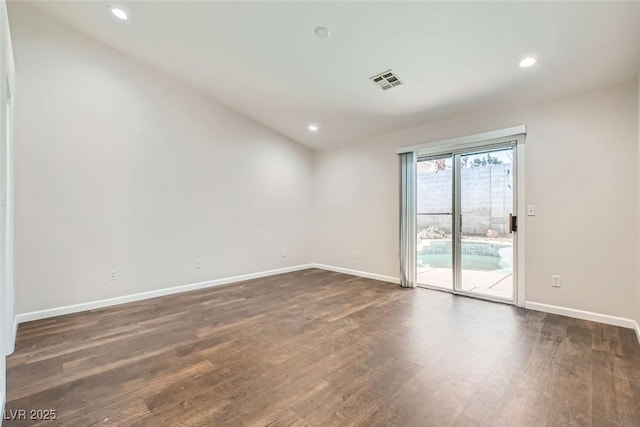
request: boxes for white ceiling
[27,1,640,149]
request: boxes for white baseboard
[16,264,314,324]
[525,301,637,330]
[12,263,640,348]
[311,263,400,285]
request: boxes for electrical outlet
[195,259,202,269]
[551,275,561,288]
[110,270,118,281]
[352,250,358,260]
[282,249,288,258]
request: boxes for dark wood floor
[5,268,640,426]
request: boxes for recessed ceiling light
[307,123,319,133]
[111,7,128,21]
[519,57,537,68]
[314,26,330,39]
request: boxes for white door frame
[3,79,14,354]
[1,0,16,355]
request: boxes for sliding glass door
[416,155,454,291]
[417,145,516,303]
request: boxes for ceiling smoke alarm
[369,69,403,91]
[314,26,330,39]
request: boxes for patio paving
[417,267,513,300]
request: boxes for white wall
[637,74,640,329]
[9,3,314,316]
[0,0,15,406]
[314,80,639,320]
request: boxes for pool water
[417,241,512,272]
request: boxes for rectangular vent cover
[370,69,402,91]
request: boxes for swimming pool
[417,240,512,272]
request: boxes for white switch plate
[551,275,561,288]
[282,249,288,258]
[195,259,202,269]
[527,205,536,216]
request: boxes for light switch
[527,205,536,216]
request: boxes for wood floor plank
[5,268,640,426]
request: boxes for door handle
[509,214,518,233]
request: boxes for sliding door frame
[403,128,526,307]
[415,153,455,292]
[452,143,517,304]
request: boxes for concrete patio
[417,266,513,300]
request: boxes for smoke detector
[370,69,403,91]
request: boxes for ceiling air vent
[370,69,403,91]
